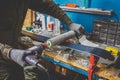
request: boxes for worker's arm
[29,0,84,35]
[0,43,12,59]
[0,43,28,66]
[0,43,44,68]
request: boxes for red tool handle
[88,55,99,80]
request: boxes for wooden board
[22,9,35,28]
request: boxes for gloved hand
[9,49,32,67]
[9,45,44,67]
[69,23,84,35]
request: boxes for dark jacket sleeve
[0,43,12,59]
[29,0,72,26]
[0,43,4,57]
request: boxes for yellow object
[61,68,67,76]
[46,40,52,48]
[55,65,67,76]
[55,65,61,73]
[105,46,119,56]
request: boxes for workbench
[42,51,120,80]
[22,30,120,80]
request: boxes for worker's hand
[9,49,32,67]
[69,23,84,36]
[9,45,44,67]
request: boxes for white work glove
[9,45,44,67]
[10,49,32,67]
[69,23,84,36]
[0,44,32,67]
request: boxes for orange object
[65,39,74,43]
[47,22,54,31]
[88,55,99,80]
[65,4,77,8]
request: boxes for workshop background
[22,0,120,80]
[54,0,120,32]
